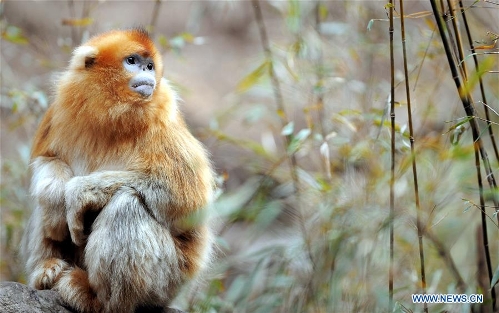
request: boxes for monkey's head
[62,28,164,106]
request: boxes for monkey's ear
[70,46,98,70]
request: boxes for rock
[0,281,72,313]
[0,282,185,313]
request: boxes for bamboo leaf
[404,11,432,19]
[281,122,294,136]
[424,17,437,31]
[295,128,311,141]
[333,113,357,132]
[2,26,28,45]
[461,56,495,97]
[210,129,276,161]
[287,128,311,154]
[446,116,474,131]
[62,17,94,27]
[254,200,281,232]
[158,34,169,49]
[367,19,375,31]
[237,61,270,93]
[491,264,499,289]
[318,3,328,21]
[180,32,194,43]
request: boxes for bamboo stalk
[430,0,498,308]
[398,1,427,312]
[314,1,326,139]
[388,0,395,310]
[458,0,499,162]
[429,1,499,223]
[446,0,468,79]
[149,0,162,35]
[456,1,496,310]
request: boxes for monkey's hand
[65,172,130,246]
[31,157,73,241]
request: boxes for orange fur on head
[32,29,177,173]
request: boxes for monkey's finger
[67,221,87,246]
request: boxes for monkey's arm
[31,156,73,241]
[65,170,167,246]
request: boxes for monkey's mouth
[131,82,155,98]
[129,74,156,98]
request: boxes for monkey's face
[64,29,164,107]
[123,54,156,98]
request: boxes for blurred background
[1,1,498,312]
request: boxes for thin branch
[67,0,78,46]
[424,229,467,293]
[149,0,162,35]
[314,1,332,183]
[446,0,468,80]
[314,1,326,139]
[250,0,316,275]
[458,0,499,163]
[399,1,427,312]
[388,0,395,311]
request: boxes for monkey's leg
[76,187,181,313]
[21,207,73,289]
[31,156,73,241]
[22,157,75,289]
[172,224,213,282]
[55,267,102,313]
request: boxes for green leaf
[244,105,267,124]
[157,35,169,49]
[281,121,294,136]
[286,0,301,33]
[318,3,328,21]
[180,32,194,43]
[445,116,473,145]
[225,275,247,303]
[445,116,473,133]
[210,129,276,161]
[367,19,375,31]
[169,36,186,50]
[254,200,282,231]
[491,264,499,289]
[214,177,260,218]
[295,128,311,141]
[62,17,94,27]
[237,61,270,93]
[2,26,29,45]
[461,56,496,97]
[287,128,311,154]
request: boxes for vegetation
[1,1,498,312]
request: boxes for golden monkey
[21,28,215,313]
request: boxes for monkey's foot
[55,267,102,313]
[31,258,70,289]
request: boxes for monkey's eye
[147,63,154,71]
[126,56,136,65]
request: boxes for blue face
[123,54,156,98]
